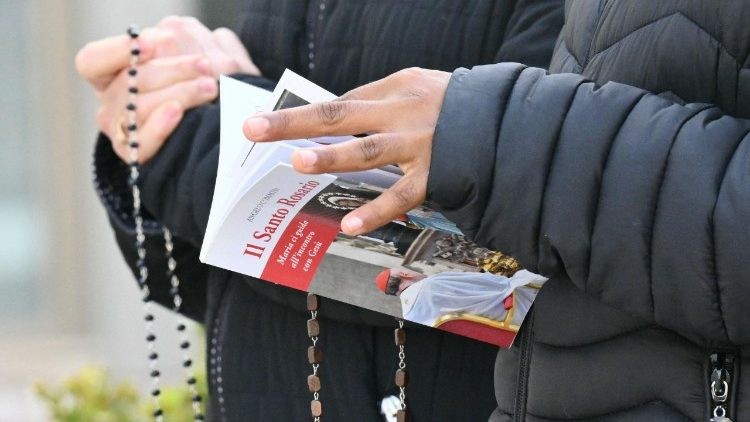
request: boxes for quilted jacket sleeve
[93,74,276,321]
[428,63,750,346]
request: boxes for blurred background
[0,0,240,419]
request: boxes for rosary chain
[394,319,409,422]
[164,229,205,420]
[126,25,202,421]
[126,26,163,422]
[307,294,323,421]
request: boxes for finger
[291,133,405,174]
[212,27,260,75]
[112,100,184,164]
[133,76,217,123]
[244,100,395,141]
[124,54,212,93]
[137,100,185,163]
[75,29,158,90]
[97,76,216,143]
[340,174,427,235]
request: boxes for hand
[76,16,261,163]
[242,68,451,236]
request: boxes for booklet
[200,71,547,348]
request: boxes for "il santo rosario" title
[243,180,320,259]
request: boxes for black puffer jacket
[92,1,564,421]
[429,1,750,420]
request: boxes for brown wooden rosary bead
[311,400,322,417]
[396,409,409,422]
[307,374,321,392]
[394,328,406,345]
[307,318,320,337]
[307,293,320,311]
[308,345,323,364]
[395,369,409,387]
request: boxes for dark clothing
[429,1,750,420]
[92,1,564,421]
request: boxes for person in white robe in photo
[374,267,548,327]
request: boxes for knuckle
[215,56,239,73]
[392,182,417,209]
[182,16,200,27]
[212,27,233,39]
[273,110,292,134]
[405,87,428,100]
[158,15,183,28]
[337,90,360,102]
[316,101,347,126]
[95,107,110,132]
[74,48,92,76]
[318,147,337,167]
[358,137,381,162]
[398,67,425,81]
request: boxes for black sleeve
[427,63,750,346]
[92,74,277,321]
[494,0,565,68]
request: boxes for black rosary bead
[126,102,136,111]
[153,409,163,417]
[150,370,160,378]
[177,323,186,331]
[127,26,139,38]
[187,377,197,385]
[192,395,202,403]
[144,314,154,322]
[128,68,137,77]
[148,352,158,360]
[195,414,205,420]
[146,334,156,342]
[130,47,141,56]
[127,123,137,131]
[129,141,139,149]
[151,389,161,397]
[180,341,190,349]
[128,86,138,94]
[183,359,192,368]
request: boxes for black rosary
[125,25,203,421]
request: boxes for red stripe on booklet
[260,212,340,290]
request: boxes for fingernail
[342,216,363,233]
[195,57,211,74]
[199,78,216,93]
[297,150,318,167]
[245,117,269,138]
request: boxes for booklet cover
[200,71,547,348]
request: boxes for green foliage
[34,365,207,422]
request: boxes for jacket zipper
[513,308,535,422]
[709,352,736,421]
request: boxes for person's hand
[75,16,261,163]
[242,68,451,236]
